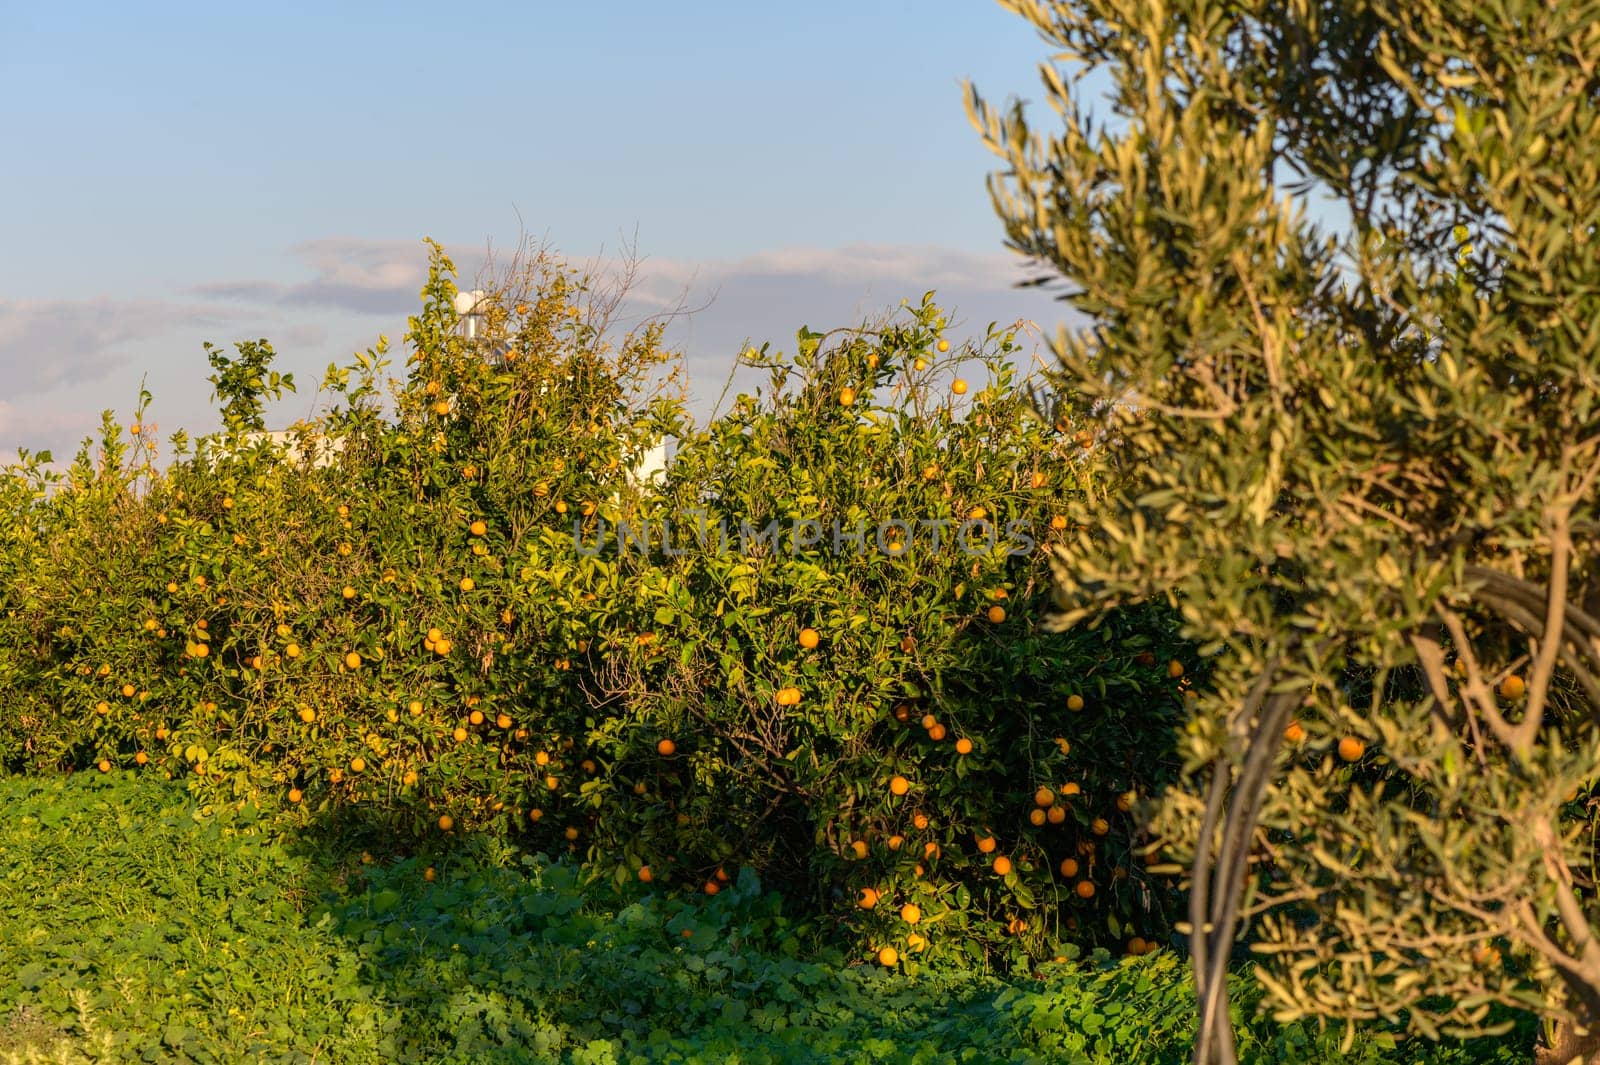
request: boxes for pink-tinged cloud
[174,235,1079,421]
[0,297,247,396]
[189,237,483,315]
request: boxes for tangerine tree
[971,0,1600,1060]
[515,296,1196,967]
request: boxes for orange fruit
[798,627,820,649]
[1035,787,1055,809]
[900,904,921,924]
[1067,694,1084,712]
[923,841,941,859]
[459,577,475,592]
[564,826,580,841]
[889,775,910,797]
[1062,782,1081,797]
[638,865,653,883]
[1076,880,1095,899]
[704,880,720,895]
[1499,674,1526,699]
[470,519,487,537]
[858,887,879,910]
[344,651,361,669]
[1091,818,1109,836]
[1117,792,1135,814]
[1284,720,1307,743]
[851,839,869,859]
[776,686,801,706]
[134,751,148,765]
[937,339,950,353]
[121,683,136,698]
[298,707,316,724]
[951,378,968,395]
[438,814,454,831]
[97,759,111,773]
[424,866,436,882]
[955,738,973,755]
[284,643,301,659]
[887,834,905,851]
[1030,471,1047,489]
[350,757,366,773]
[993,855,1013,876]
[288,787,303,803]
[912,813,930,830]
[976,835,997,853]
[95,701,110,716]
[657,738,677,757]
[496,713,512,729]
[1168,659,1185,678]
[1128,937,1146,956]
[927,723,947,741]
[1059,857,1079,878]
[987,605,1006,624]
[453,727,469,743]
[1029,809,1047,826]
[1046,805,1067,825]
[1338,736,1366,762]
[920,714,937,730]
[529,808,544,821]
[877,946,899,967]
[838,387,856,406]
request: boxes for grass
[0,771,1537,1064]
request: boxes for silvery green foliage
[971,1,1600,1060]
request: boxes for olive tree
[969,1,1600,1061]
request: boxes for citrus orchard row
[1,244,1194,967]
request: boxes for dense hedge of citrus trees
[0,242,1192,966]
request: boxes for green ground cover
[0,772,1535,1064]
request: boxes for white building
[236,428,346,469]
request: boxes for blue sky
[0,1,1073,458]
